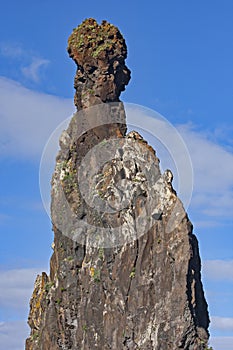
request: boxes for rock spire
[26,18,210,350]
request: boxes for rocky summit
[26,19,210,350]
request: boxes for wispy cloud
[177,123,233,222]
[0,195,46,215]
[210,336,233,350]
[194,220,227,228]
[0,267,46,348]
[0,320,29,350]
[0,77,73,158]
[126,105,233,224]
[0,267,46,318]
[203,260,233,282]
[211,316,233,332]
[21,57,50,83]
[0,81,232,225]
[178,123,233,190]
[0,43,50,83]
[0,43,24,58]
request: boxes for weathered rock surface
[67,18,130,110]
[26,19,210,350]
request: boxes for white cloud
[177,123,233,192]
[0,43,24,58]
[0,320,29,350]
[0,267,46,317]
[0,322,232,350]
[210,336,233,350]
[177,123,233,220]
[21,57,50,83]
[0,43,51,83]
[211,316,233,332]
[126,106,233,223]
[0,77,74,158]
[0,81,232,224]
[194,220,226,228]
[203,260,233,282]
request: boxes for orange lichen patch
[116,129,124,138]
[35,300,40,309]
[28,272,49,333]
[34,273,47,309]
[90,266,95,277]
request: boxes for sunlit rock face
[67,18,131,110]
[26,18,209,350]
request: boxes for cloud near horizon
[0,317,231,350]
[177,123,233,223]
[0,77,74,159]
[210,336,233,350]
[0,77,232,223]
[0,266,231,350]
[0,267,47,319]
[211,316,233,332]
[0,320,29,350]
[203,260,233,282]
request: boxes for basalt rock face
[26,19,210,350]
[67,18,131,109]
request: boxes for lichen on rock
[67,18,131,109]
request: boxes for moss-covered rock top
[67,18,127,66]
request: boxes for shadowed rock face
[26,19,210,350]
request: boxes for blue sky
[0,1,233,349]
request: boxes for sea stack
[26,19,210,350]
